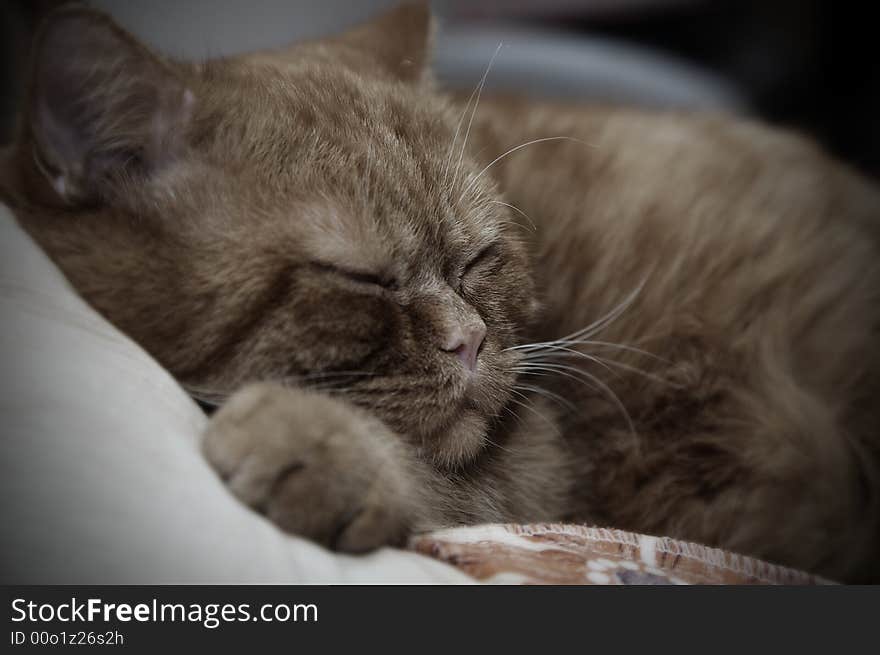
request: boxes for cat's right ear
[331,2,434,84]
[25,7,194,206]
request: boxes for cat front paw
[202,383,420,552]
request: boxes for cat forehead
[188,63,501,267]
[210,59,438,131]
[293,198,496,268]
[195,66,452,187]
[294,201,411,267]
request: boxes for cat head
[10,3,538,467]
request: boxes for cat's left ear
[333,2,434,84]
[25,7,195,206]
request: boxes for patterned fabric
[411,524,834,585]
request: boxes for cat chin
[420,409,489,469]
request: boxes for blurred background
[2,0,877,178]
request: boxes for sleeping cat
[2,3,879,581]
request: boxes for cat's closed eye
[310,261,397,290]
[461,243,500,279]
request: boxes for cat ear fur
[332,2,435,84]
[26,7,194,205]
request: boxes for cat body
[2,4,879,581]
[473,99,880,580]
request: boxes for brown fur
[2,3,879,581]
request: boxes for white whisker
[515,358,616,382]
[495,219,535,235]
[519,339,667,365]
[588,355,674,386]
[576,368,639,444]
[549,279,646,343]
[575,340,669,363]
[514,365,602,390]
[452,42,503,193]
[481,431,519,456]
[442,78,481,188]
[505,392,560,434]
[187,391,226,407]
[513,382,577,412]
[461,136,593,202]
[183,370,378,406]
[504,279,648,355]
[486,199,537,231]
[518,348,617,375]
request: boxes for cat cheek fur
[288,282,403,372]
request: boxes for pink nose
[441,324,486,372]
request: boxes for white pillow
[0,204,470,583]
